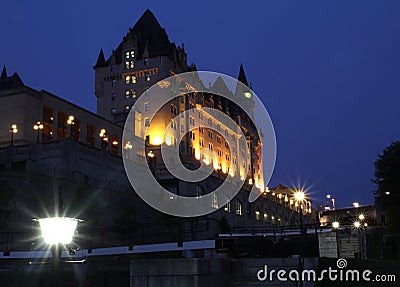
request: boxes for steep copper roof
[108,9,176,65]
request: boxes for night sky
[1,1,399,208]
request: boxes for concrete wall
[130,257,318,287]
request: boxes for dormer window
[125,50,135,59]
[125,61,134,69]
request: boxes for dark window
[87,124,95,146]
[42,106,54,142]
[57,112,67,139]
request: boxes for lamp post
[99,128,108,150]
[67,115,74,138]
[9,124,18,146]
[332,221,340,230]
[36,216,81,285]
[33,121,44,142]
[294,189,306,287]
[294,190,305,235]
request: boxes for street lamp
[9,124,18,146]
[294,190,306,235]
[33,121,44,142]
[67,115,74,138]
[332,221,340,230]
[37,217,80,246]
[35,216,81,285]
[99,128,108,150]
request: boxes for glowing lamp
[294,191,305,202]
[38,217,80,245]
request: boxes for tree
[373,141,400,225]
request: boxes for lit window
[144,102,150,112]
[236,200,242,215]
[217,149,222,156]
[125,105,130,112]
[145,118,150,126]
[224,201,231,213]
[145,74,151,82]
[255,209,261,221]
[131,76,136,84]
[111,107,116,114]
[170,120,177,130]
[125,75,130,84]
[125,51,134,59]
[111,94,116,101]
[125,61,134,69]
[170,105,177,115]
[125,90,130,99]
[144,57,149,65]
[212,193,218,209]
[131,90,136,98]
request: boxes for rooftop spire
[238,63,249,87]
[1,65,7,79]
[94,49,106,69]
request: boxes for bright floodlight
[294,191,305,202]
[358,214,365,220]
[332,221,340,229]
[353,221,361,229]
[38,217,79,245]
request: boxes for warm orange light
[222,165,227,174]
[294,190,305,202]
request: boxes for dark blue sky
[1,1,399,208]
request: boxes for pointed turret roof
[1,65,7,78]
[0,72,24,90]
[109,9,175,65]
[211,76,233,98]
[238,63,249,86]
[94,49,106,68]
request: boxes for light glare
[38,217,78,245]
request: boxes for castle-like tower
[93,9,194,125]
